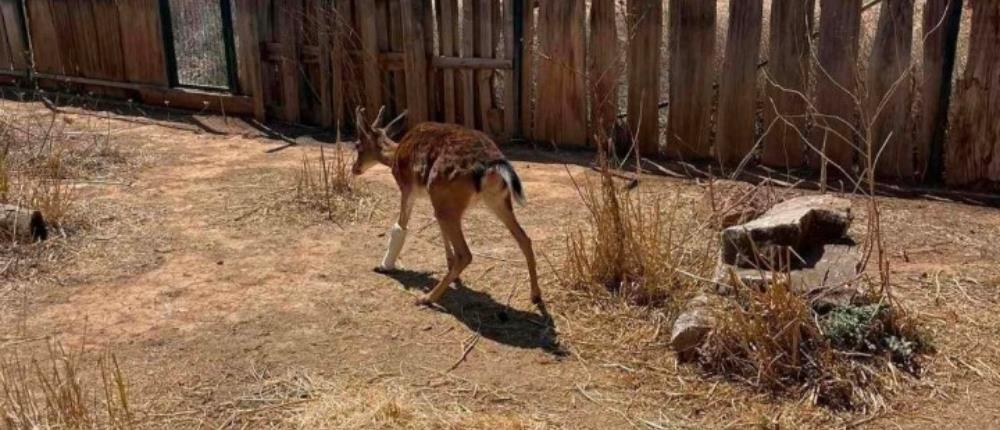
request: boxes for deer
[351,106,541,307]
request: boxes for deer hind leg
[417,185,473,305]
[441,233,464,288]
[485,194,541,305]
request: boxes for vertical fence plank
[318,0,333,127]
[438,0,458,124]
[116,0,168,85]
[0,0,28,70]
[811,0,861,177]
[534,0,586,147]
[590,0,619,145]
[762,0,813,168]
[26,0,63,74]
[666,0,716,160]
[716,0,763,168]
[91,0,126,81]
[867,0,914,181]
[918,0,963,183]
[356,0,382,116]
[946,1,1000,188]
[519,0,534,138]
[388,0,408,114]
[68,0,101,78]
[460,0,476,128]
[475,0,493,132]
[0,8,11,70]
[502,0,516,138]
[234,0,265,121]
[331,0,352,130]
[276,0,301,122]
[626,0,662,156]
[399,0,428,126]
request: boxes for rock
[670,294,717,354]
[721,195,852,268]
[0,204,47,242]
[713,244,863,312]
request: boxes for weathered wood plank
[917,0,963,183]
[25,0,63,74]
[116,0,168,85]
[811,0,862,176]
[0,1,15,70]
[0,0,28,70]
[438,0,458,123]
[315,0,332,127]
[330,0,351,130]
[460,0,476,128]
[626,0,662,156]
[867,0,914,181]
[67,0,102,78]
[91,0,126,81]
[475,0,493,132]
[399,0,429,126]
[945,0,1000,188]
[49,0,80,76]
[534,0,587,147]
[356,0,382,117]
[589,0,619,146]
[278,0,302,122]
[502,0,516,138]
[762,0,814,168]
[666,0,716,160]
[519,0,534,138]
[716,0,763,168]
[234,0,265,121]
[388,0,406,114]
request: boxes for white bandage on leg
[379,223,407,270]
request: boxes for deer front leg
[379,186,415,271]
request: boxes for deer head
[352,106,407,175]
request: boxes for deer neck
[377,138,399,166]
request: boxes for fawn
[351,106,541,306]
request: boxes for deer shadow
[377,268,566,357]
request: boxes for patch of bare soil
[3,100,1000,429]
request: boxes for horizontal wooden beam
[31,73,254,116]
[432,56,512,69]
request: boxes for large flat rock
[721,195,852,268]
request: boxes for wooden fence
[0,0,997,190]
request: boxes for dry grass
[559,153,716,309]
[293,144,381,223]
[0,343,134,430]
[698,275,930,412]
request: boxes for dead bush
[560,155,716,307]
[294,144,379,223]
[0,343,134,429]
[698,278,929,411]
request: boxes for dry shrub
[0,343,134,429]
[294,144,375,222]
[699,278,929,411]
[561,158,716,307]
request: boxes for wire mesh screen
[168,0,229,88]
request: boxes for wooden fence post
[356,0,382,117]
[518,0,534,140]
[867,0,914,181]
[666,0,716,161]
[399,0,428,126]
[945,0,1000,188]
[25,0,64,75]
[626,0,662,157]
[589,0,619,147]
[437,0,458,124]
[534,0,586,147]
[277,0,301,123]
[716,0,763,169]
[234,0,265,121]
[762,0,814,169]
[918,0,963,183]
[811,0,861,178]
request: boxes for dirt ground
[2,100,1000,429]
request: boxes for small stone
[670,294,717,353]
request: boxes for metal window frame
[159,0,239,93]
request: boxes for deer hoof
[531,294,544,305]
[415,296,436,307]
